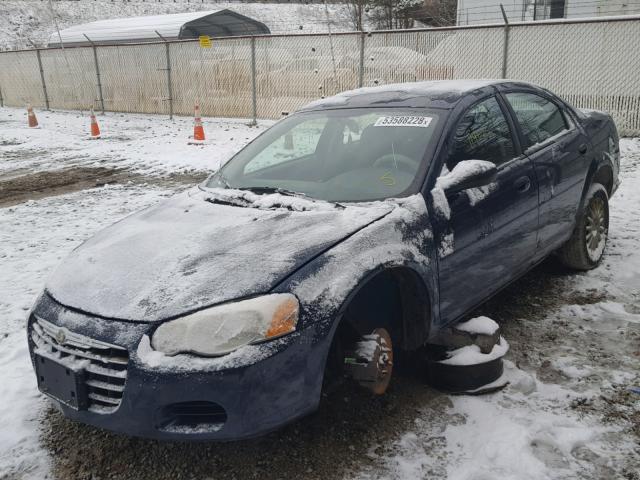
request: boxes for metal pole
[358,32,365,88]
[84,35,105,114]
[0,83,4,108]
[35,49,50,110]
[156,30,173,120]
[250,36,257,126]
[500,4,510,79]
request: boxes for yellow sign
[199,35,212,48]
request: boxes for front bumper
[28,293,331,441]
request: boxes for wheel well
[336,267,431,352]
[592,165,613,196]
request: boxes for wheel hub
[344,328,394,395]
[585,196,607,262]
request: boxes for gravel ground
[1,110,638,480]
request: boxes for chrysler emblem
[56,329,67,345]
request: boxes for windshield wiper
[238,186,303,197]
[238,186,345,209]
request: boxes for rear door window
[505,92,569,149]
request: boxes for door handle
[578,143,588,155]
[514,176,531,193]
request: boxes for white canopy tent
[47,10,270,47]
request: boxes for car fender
[578,143,617,216]
[571,108,619,214]
[272,194,438,350]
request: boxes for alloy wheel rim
[585,196,607,262]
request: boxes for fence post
[358,32,365,88]
[35,49,50,110]
[0,83,4,108]
[500,4,510,79]
[84,35,105,114]
[250,36,257,126]
[156,31,173,120]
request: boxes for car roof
[298,80,532,112]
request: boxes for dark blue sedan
[28,80,620,440]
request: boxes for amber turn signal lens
[265,297,299,338]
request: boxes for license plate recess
[34,353,88,410]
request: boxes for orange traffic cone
[190,104,205,144]
[27,104,38,128]
[89,108,101,139]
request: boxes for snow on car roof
[299,80,506,112]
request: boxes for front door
[435,95,540,324]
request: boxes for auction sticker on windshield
[374,116,432,128]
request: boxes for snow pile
[455,315,500,336]
[435,159,496,192]
[440,337,509,366]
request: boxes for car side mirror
[439,160,498,196]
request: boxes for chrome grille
[31,316,129,414]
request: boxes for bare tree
[416,0,458,27]
[368,0,418,29]
[348,0,457,31]
[346,0,371,31]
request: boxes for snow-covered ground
[0,107,638,479]
[0,0,361,50]
[0,107,270,175]
[354,139,640,479]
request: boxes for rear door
[436,95,540,324]
[502,91,590,255]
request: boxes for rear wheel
[558,183,609,270]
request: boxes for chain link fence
[1,16,639,135]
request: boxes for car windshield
[204,108,442,202]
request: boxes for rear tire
[558,183,609,270]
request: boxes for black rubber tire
[558,183,609,270]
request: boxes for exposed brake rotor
[344,328,393,395]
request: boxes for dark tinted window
[505,92,568,148]
[449,96,516,169]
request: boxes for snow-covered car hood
[46,189,393,322]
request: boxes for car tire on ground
[558,183,609,270]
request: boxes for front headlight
[151,294,299,357]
